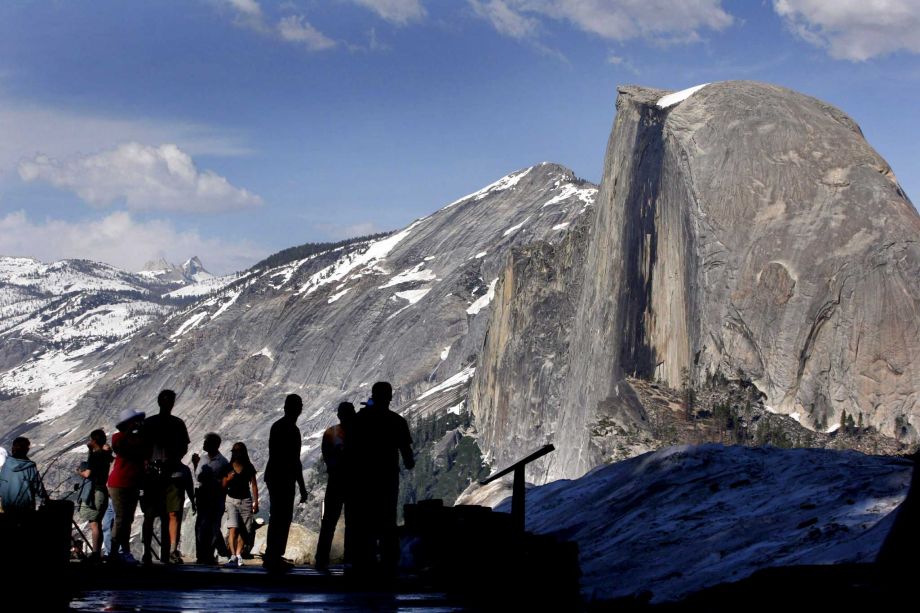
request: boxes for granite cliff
[471,81,920,482]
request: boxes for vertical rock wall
[472,81,920,482]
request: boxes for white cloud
[278,15,337,50]
[773,0,920,61]
[226,0,262,18]
[349,0,427,24]
[215,0,337,49]
[470,0,540,39]
[0,210,265,274]
[607,54,640,74]
[0,98,250,179]
[469,0,733,44]
[18,143,263,213]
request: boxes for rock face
[2,165,596,502]
[471,81,920,482]
[505,444,912,603]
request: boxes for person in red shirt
[106,408,146,564]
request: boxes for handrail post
[479,444,555,533]
[511,465,526,532]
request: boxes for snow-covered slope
[494,444,911,603]
[0,255,228,422]
[3,163,597,490]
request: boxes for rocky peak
[471,80,920,483]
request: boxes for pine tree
[840,410,848,434]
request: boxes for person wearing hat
[106,408,146,564]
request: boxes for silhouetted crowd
[0,381,414,576]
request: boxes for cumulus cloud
[773,0,920,61]
[469,0,733,44]
[0,210,265,274]
[18,143,262,213]
[0,98,249,179]
[216,0,337,50]
[349,0,427,24]
[278,15,337,50]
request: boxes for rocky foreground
[482,444,913,603]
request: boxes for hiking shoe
[168,551,183,565]
[119,551,139,565]
[141,552,153,566]
[224,555,238,568]
[236,556,244,568]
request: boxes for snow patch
[417,366,476,401]
[297,223,420,296]
[394,288,431,305]
[328,288,350,303]
[380,263,438,288]
[467,279,498,315]
[251,347,274,361]
[442,167,533,210]
[170,311,209,339]
[502,217,530,237]
[552,222,570,231]
[440,345,451,361]
[657,83,709,109]
[541,183,597,209]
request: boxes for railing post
[511,464,526,532]
[479,444,555,533]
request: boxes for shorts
[165,483,185,513]
[77,489,109,523]
[142,482,184,515]
[225,497,253,529]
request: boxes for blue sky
[0,0,918,273]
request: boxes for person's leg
[141,506,156,562]
[316,477,344,568]
[236,499,252,559]
[169,510,182,555]
[89,521,102,557]
[102,500,115,556]
[164,482,184,559]
[195,497,209,562]
[264,481,295,566]
[380,475,400,573]
[214,499,231,557]
[227,527,238,556]
[113,488,139,556]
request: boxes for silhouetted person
[76,429,113,563]
[0,437,46,513]
[107,409,146,564]
[348,382,414,575]
[142,389,191,564]
[193,432,231,564]
[263,394,308,572]
[878,451,920,569]
[315,401,356,570]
